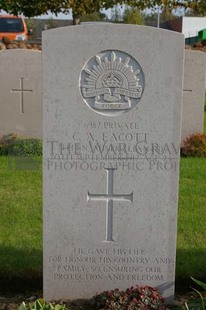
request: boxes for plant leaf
[192,288,205,309]
[18,302,27,310]
[54,305,66,310]
[35,299,44,310]
[191,277,206,291]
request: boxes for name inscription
[45,121,180,172]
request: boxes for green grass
[0,155,205,283]
[176,157,206,279]
[0,111,206,287]
[0,157,42,278]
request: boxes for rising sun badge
[80,50,145,116]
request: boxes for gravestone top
[0,49,42,138]
[181,50,206,142]
[43,24,184,303]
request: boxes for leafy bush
[9,138,42,156]
[19,299,67,310]
[0,133,42,156]
[123,8,145,25]
[2,36,11,45]
[92,285,165,310]
[0,133,17,155]
[181,133,206,157]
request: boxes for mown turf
[176,157,206,279]
[0,155,205,283]
[0,110,206,290]
[0,157,42,279]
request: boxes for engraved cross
[11,77,33,114]
[87,168,133,242]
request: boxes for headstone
[182,50,206,143]
[43,25,184,303]
[0,50,42,138]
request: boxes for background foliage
[0,0,206,24]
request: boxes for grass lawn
[0,157,42,279]
[0,113,205,291]
[176,157,206,279]
[0,156,205,283]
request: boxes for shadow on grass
[175,248,206,294]
[0,245,42,294]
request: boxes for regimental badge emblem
[80,50,145,116]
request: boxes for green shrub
[19,299,68,310]
[0,133,42,156]
[0,133,17,155]
[92,285,165,309]
[2,36,11,45]
[181,133,206,157]
[9,138,42,156]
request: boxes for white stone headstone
[0,50,42,138]
[43,25,184,303]
[182,50,206,143]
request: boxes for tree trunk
[73,13,81,25]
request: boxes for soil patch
[0,276,204,310]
